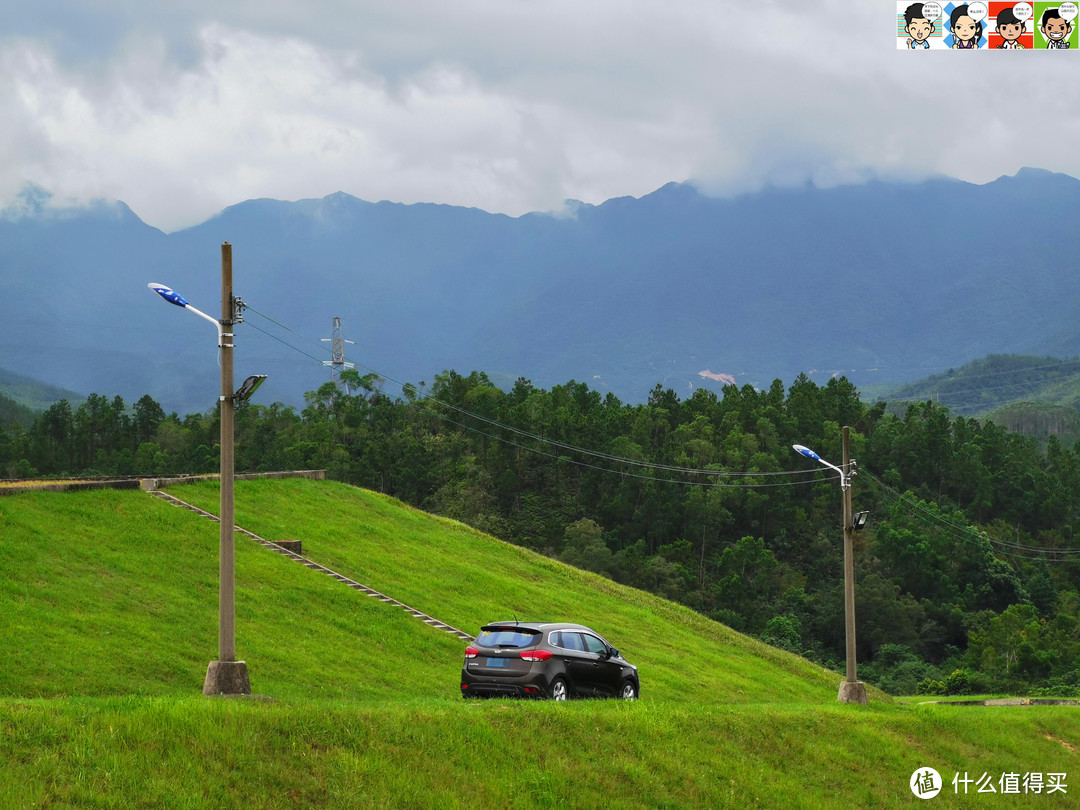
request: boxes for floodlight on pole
[793,429,868,705]
[235,374,267,403]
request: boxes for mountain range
[2,167,1079,415]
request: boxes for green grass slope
[4,696,1079,808]
[2,480,1079,808]
[0,487,461,702]
[1,480,846,703]
[171,478,850,705]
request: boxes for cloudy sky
[2,0,1078,232]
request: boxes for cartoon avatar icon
[1041,7,1073,48]
[996,7,1026,48]
[951,4,983,48]
[904,3,935,48]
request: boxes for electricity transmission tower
[321,316,356,389]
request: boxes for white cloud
[3,2,1080,231]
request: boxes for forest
[3,369,1079,697]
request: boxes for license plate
[485,657,509,668]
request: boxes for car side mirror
[608,647,618,658]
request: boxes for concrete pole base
[203,660,251,696]
[838,680,868,704]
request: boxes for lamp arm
[184,304,224,333]
[814,457,848,489]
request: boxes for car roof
[480,621,594,633]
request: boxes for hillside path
[147,488,474,642]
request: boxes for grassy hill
[872,354,1080,447]
[0,479,845,703]
[0,367,82,416]
[169,478,848,705]
[2,479,1079,807]
[877,354,1080,418]
[0,390,38,430]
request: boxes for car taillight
[464,646,479,659]
[519,649,553,662]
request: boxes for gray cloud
[2,1,1079,231]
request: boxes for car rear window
[475,628,540,648]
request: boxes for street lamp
[793,426,868,704]
[148,242,260,696]
[148,283,222,332]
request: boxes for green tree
[559,518,612,576]
[133,395,166,445]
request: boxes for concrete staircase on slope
[147,489,474,642]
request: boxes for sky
[3,0,1080,232]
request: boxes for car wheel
[549,677,569,701]
[619,680,638,700]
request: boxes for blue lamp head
[148,282,189,308]
[792,444,820,461]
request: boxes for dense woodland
[3,369,1080,697]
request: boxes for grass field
[1,479,1078,808]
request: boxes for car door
[582,632,621,697]
[552,631,598,696]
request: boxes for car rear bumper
[460,670,550,699]
[461,682,544,699]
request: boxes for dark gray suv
[460,621,639,700]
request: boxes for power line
[418,395,815,480]
[861,471,1080,563]
[243,306,825,483]
[239,306,1080,543]
[243,317,329,367]
[414,402,823,491]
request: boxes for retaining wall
[0,470,327,495]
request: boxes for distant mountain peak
[1,183,53,219]
[307,190,369,218]
[1,183,146,228]
[1013,167,1058,179]
[550,199,593,218]
[995,167,1080,185]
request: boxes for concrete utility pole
[837,426,867,704]
[203,242,250,696]
[792,429,867,704]
[149,244,264,697]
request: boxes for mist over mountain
[2,168,1079,415]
